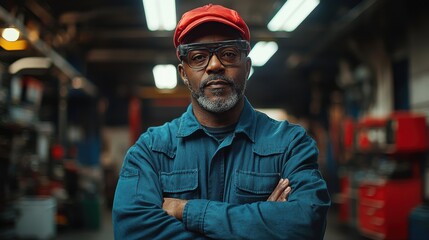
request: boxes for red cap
[173,4,250,48]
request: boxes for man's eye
[190,53,208,62]
[220,48,239,60]
[223,51,237,58]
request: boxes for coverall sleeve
[183,134,331,239]
[112,143,208,240]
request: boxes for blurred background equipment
[336,112,429,239]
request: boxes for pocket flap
[253,145,284,157]
[235,170,280,194]
[160,169,198,193]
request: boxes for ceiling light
[142,0,176,31]
[153,64,177,89]
[2,27,20,41]
[248,41,278,67]
[268,0,320,32]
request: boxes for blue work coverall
[113,98,331,239]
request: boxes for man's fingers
[279,186,292,202]
[267,178,289,201]
[267,179,285,201]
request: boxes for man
[113,4,330,239]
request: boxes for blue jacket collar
[177,97,256,142]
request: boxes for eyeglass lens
[186,46,242,69]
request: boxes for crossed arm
[163,178,292,220]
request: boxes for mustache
[200,74,234,88]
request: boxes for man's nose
[206,53,225,72]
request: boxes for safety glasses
[177,40,250,70]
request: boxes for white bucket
[15,196,56,240]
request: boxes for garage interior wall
[409,11,429,120]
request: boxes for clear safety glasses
[177,40,250,70]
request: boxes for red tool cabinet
[358,177,422,239]
[339,112,428,239]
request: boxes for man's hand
[267,178,291,202]
[163,198,188,220]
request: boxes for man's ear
[245,57,252,79]
[178,63,189,84]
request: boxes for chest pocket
[234,170,280,204]
[160,169,199,199]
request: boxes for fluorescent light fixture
[143,0,176,31]
[248,41,278,67]
[2,27,20,41]
[153,64,177,89]
[268,0,320,32]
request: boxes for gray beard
[187,75,245,113]
[195,90,240,113]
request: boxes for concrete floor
[55,204,368,240]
